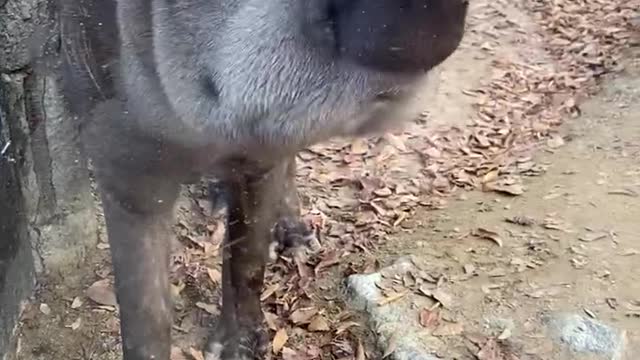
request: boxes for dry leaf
[86,279,118,307]
[608,188,639,197]
[39,303,51,315]
[547,135,565,148]
[578,232,608,242]
[433,322,463,336]
[289,307,318,324]
[272,328,289,354]
[335,321,360,335]
[382,334,398,358]
[431,289,454,309]
[351,139,369,155]
[189,347,205,360]
[419,308,440,328]
[206,268,222,284]
[260,283,280,301]
[70,297,83,309]
[65,317,82,330]
[264,311,279,331]
[356,340,367,360]
[377,291,409,306]
[170,347,188,360]
[314,251,341,276]
[195,302,219,315]
[308,315,331,332]
[472,228,504,247]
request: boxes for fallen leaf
[505,216,535,226]
[314,251,341,276]
[356,340,367,360]
[608,188,639,197]
[170,347,188,360]
[189,347,205,360]
[260,283,280,301]
[547,135,565,148]
[308,315,331,332]
[351,139,369,155]
[621,249,639,256]
[377,291,409,306]
[419,308,440,328]
[472,228,504,247]
[335,321,360,335]
[382,334,398,358]
[70,297,83,309]
[86,279,118,307]
[264,311,279,331]
[477,338,500,360]
[195,302,219,315]
[290,307,318,325]
[65,317,82,330]
[578,232,608,242]
[431,289,454,309]
[272,328,289,354]
[433,322,463,336]
[206,268,222,284]
[39,303,51,315]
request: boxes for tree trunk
[0,0,99,356]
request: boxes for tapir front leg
[206,162,291,360]
[98,174,180,360]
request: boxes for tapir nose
[333,0,469,73]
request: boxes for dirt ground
[9,0,640,359]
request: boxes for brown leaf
[170,347,188,360]
[195,302,220,315]
[547,135,565,148]
[351,139,369,155]
[472,228,504,247]
[65,317,82,330]
[433,322,463,336]
[260,283,280,301]
[308,315,331,332]
[419,308,440,328]
[505,216,535,226]
[264,311,279,331]
[206,268,222,284]
[86,279,118,307]
[70,297,83,309]
[578,232,608,242]
[39,303,51,315]
[608,188,639,197]
[335,321,361,335]
[272,328,289,354]
[314,251,341,276]
[289,307,318,325]
[377,291,409,306]
[188,348,205,360]
[431,289,454,309]
[382,334,398,358]
[356,340,367,360]
[484,181,525,196]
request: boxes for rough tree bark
[0,0,99,356]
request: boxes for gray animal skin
[57,0,468,359]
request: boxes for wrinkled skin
[57,0,468,359]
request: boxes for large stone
[545,313,628,360]
[345,257,442,360]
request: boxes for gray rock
[546,313,627,360]
[345,257,442,360]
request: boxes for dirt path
[9,0,639,359]
[372,58,640,359]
